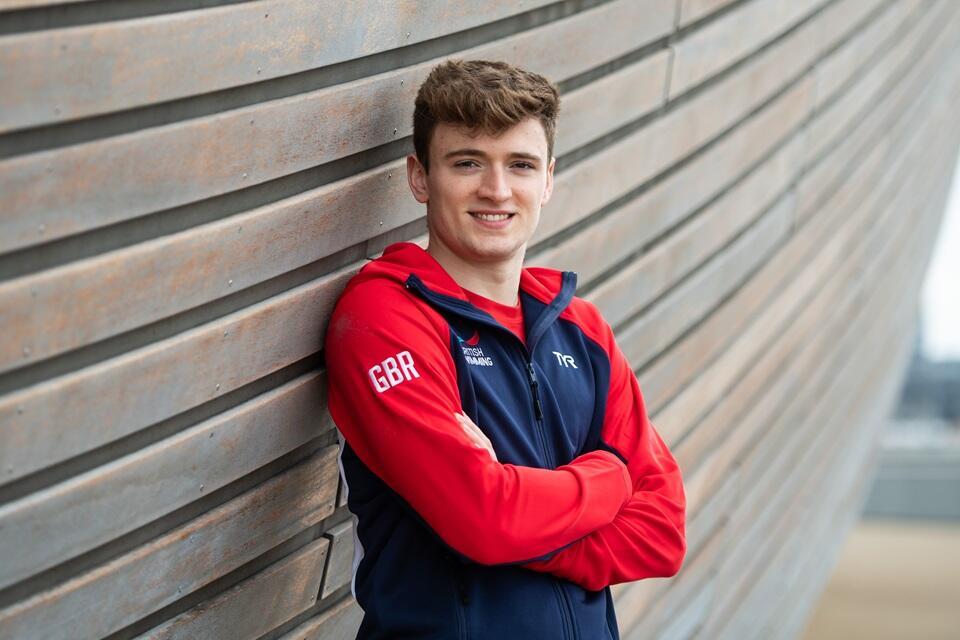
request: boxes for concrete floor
[799,519,960,640]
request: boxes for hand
[455,411,498,462]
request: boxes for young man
[324,59,686,639]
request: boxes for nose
[476,165,512,202]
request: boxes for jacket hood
[344,241,576,307]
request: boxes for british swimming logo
[456,329,493,367]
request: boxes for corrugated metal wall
[1,1,958,638]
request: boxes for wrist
[570,449,632,507]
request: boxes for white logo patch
[368,350,420,392]
[461,345,494,367]
[552,351,578,368]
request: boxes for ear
[541,156,556,206]
[406,154,429,204]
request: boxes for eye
[454,159,480,168]
[513,161,535,170]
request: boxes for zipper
[456,569,471,606]
[405,273,578,636]
[403,272,577,357]
[521,348,555,467]
[447,555,469,639]
[525,361,544,421]
[405,275,558,465]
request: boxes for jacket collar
[346,242,578,352]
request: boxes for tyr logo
[552,351,578,368]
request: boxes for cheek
[430,177,474,208]
[521,182,546,207]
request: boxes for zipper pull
[526,362,544,421]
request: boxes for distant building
[896,321,960,421]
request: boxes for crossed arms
[324,284,686,590]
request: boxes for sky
[920,154,960,362]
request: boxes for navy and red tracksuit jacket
[324,241,686,639]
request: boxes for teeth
[472,213,511,221]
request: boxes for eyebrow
[443,148,543,163]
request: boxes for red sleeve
[522,305,687,590]
[324,282,634,566]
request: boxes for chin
[468,241,525,262]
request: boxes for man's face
[407,116,556,264]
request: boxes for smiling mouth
[469,212,515,221]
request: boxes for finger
[454,414,484,445]
[454,413,496,460]
[455,412,482,437]
[458,413,486,439]
[462,426,483,446]
[461,415,494,452]
[475,429,493,451]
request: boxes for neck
[426,238,523,307]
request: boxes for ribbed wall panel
[1,1,958,638]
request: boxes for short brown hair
[412,59,560,172]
